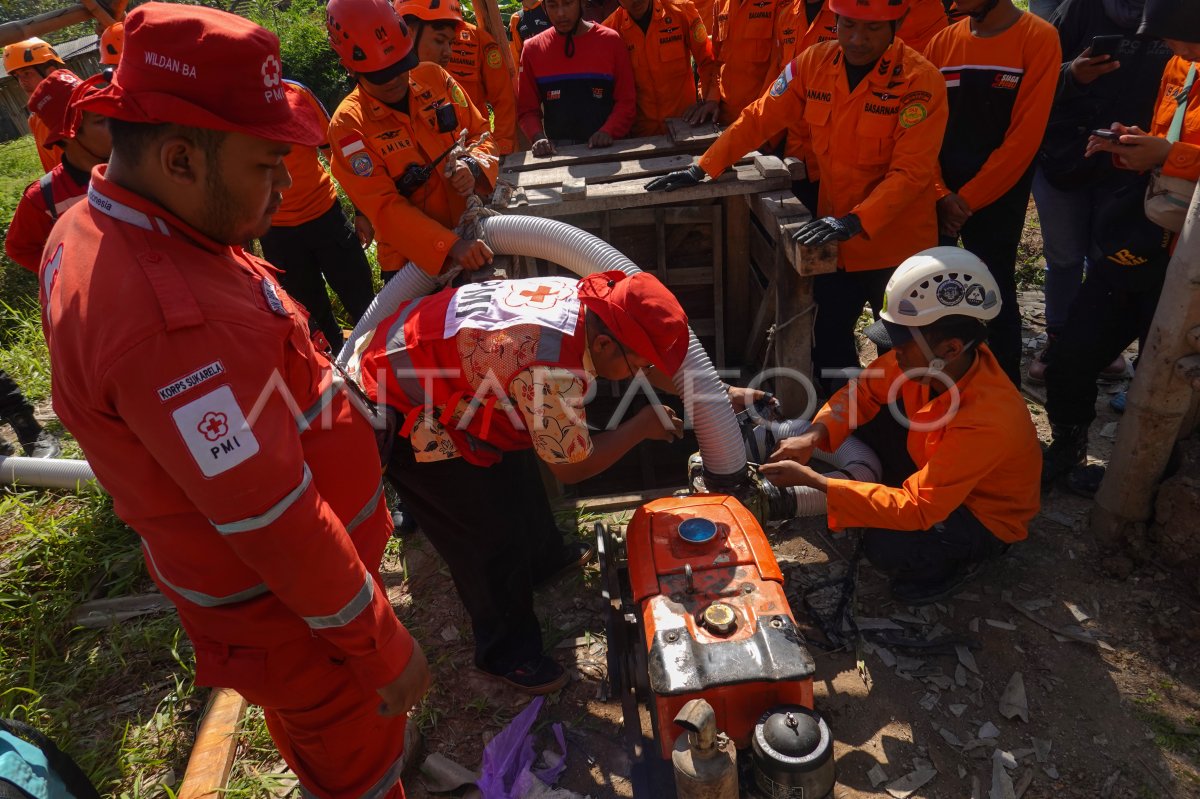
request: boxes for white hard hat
[881,247,1000,326]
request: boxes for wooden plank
[744,286,776,367]
[511,153,695,189]
[774,234,815,414]
[561,176,587,201]
[177,688,247,799]
[791,235,839,277]
[70,593,174,629]
[502,165,791,218]
[667,117,723,146]
[753,154,788,179]
[750,189,807,226]
[499,134,702,173]
[711,205,725,371]
[783,156,807,181]
[553,486,687,512]
[724,196,751,367]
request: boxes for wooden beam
[1,6,95,46]
[724,197,751,369]
[470,0,516,82]
[1091,179,1200,551]
[553,486,687,513]
[499,165,790,217]
[500,134,711,173]
[511,153,696,189]
[666,117,723,145]
[177,688,247,799]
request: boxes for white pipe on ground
[0,455,101,492]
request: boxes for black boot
[1041,424,1087,490]
[7,409,62,459]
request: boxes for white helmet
[880,247,1000,326]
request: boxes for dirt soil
[385,289,1200,799]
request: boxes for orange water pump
[599,494,835,797]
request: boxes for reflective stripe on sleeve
[303,573,375,629]
[143,542,269,608]
[345,479,385,535]
[211,464,313,535]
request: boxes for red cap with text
[578,271,690,375]
[77,2,322,147]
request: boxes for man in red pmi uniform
[5,70,110,273]
[351,271,689,691]
[649,0,946,388]
[2,38,74,172]
[603,0,721,136]
[327,0,498,279]
[43,6,428,797]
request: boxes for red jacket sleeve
[598,27,637,138]
[4,181,52,273]
[104,330,414,690]
[517,41,546,140]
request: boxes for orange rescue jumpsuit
[328,62,498,276]
[711,0,781,123]
[814,345,1041,541]
[603,0,720,137]
[699,38,947,271]
[448,21,519,155]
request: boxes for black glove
[646,164,706,192]
[792,214,862,246]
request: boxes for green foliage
[0,487,198,795]
[246,0,354,112]
[0,137,44,311]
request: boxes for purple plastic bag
[477,697,570,799]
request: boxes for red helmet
[99,22,124,66]
[327,0,420,76]
[394,0,464,27]
[827,0,909,21]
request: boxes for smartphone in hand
[1091,35,1123,59]
[1090,128,1122,141]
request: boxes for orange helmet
[99,22,124,65]
[3,38,63,74]
[394,0,464,27]
[827,0,909,21]
[327,0,420,76]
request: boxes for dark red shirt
[4,157,89,273]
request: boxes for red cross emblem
[198,412,229,441]
[520,285,556,304]
[504,283,563,310]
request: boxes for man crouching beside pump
[760,249,1042,606]
[349,272,707,693]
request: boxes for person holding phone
[1027,0,1171,385]
[1040,0,1196,494]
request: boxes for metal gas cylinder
[671,699,739,799]
[751,705,835,798]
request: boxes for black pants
[383,445,564,674]
[0,370,33,420]
[812,267,893,392]
[1044,257,1166,429]
[939,169,1034,388]
[853,403,1007,581]
[259,200,375,350]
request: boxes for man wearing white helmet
[761,248,1041,604]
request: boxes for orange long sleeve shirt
[923,12,1060,211]
[328,64,498,276]
[29,113,59,172]
[899,0,949,54]
[712,0,781,123]
[813,346,1041,542]
[603,0,719,137]
[700,39,947,272]
[449,21,519,155]
[1154,55,1200,182]
[271,81,339,228]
